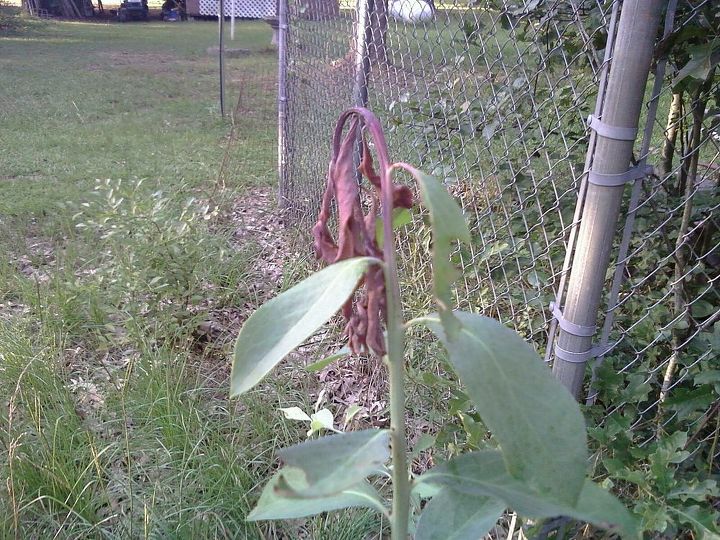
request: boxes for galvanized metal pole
[218,0,226,117]
[585,0,679,405]
[551,0,665,398]
[277,0,289,207]
[353,0,371,109]
[544,1,621,365]
[351,0,372,182]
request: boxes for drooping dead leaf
[312,111,413,356]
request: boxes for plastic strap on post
[554,344,594,363]
[550,302,596,337]
[550,302,610,364]
[554,342,615,364]
[587,114,638,141]
[588,164,654,187]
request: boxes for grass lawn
[0,16,381,539]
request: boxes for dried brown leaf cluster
[312,118,412,356]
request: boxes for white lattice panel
[198,0,275,18]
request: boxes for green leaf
[691,299,716,319]
[375,207,414,247]
[667,504,720,539]
[673,44,720,88]
[665,386,715,418]
[694,369,720,386]
[307,408,337,436]
[420,450,570,517]
[410,433,437,460]
[412,480,442,500]
[231,257,378,397]
[280,407,311,422]
[636,500,670,532]
[571,480,640,539]
[425,311,587,506]
[416,488,505,540]
[305,346,350,372]
[344,404,364,426]
[247,467,384,521]
[419,450,638,538]
[414,172,470,338]
[277,429,390,497]
[668,479,718,502]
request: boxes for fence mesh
[278,0,719,467]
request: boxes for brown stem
[684,400,720,451]
[659,77,712,409]
[660,91,683,178]
[708,410,720,475]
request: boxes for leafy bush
[74,179,233,339]
[0,1,44,33]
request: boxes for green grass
[0,18,273,222]
[0,18,382,538]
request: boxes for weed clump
[0,2,44,34]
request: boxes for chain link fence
[276,0,719,468]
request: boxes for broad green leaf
[231,257,378,397]
[416,488,505,540]
[694,369,720,386]
[673,44,720,88]
[420,450,638,538]
[277,429,389,497]
[668,479,718,502]
[410,433,436,460]
[412,480,442,500]
[305,346,350,372]
[344,404,364,426]
[307,408,336,436]
[571,481,641,539]
[420,450,573,517]
[247,467,384,521]
[425,311,587,506]
[667,504,720,540]
[691,299,716,319]
[375,207,413,246]
[280,407,311,422]
[414,171,470,337]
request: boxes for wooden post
[551,0,665,398]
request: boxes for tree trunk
[659,75,713,406]
[660,91,683,178]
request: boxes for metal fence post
[353,0,371,109]
[551,0,665,398]
[277,0,289,207]
[218,0,226,117]
[351,0,372,182]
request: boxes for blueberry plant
[230,108,636,539]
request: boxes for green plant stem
[354,107,410,540]
[708,410,720,475]
[341,106,411,538]
[384,177,410,540]
[385,332,409,539]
